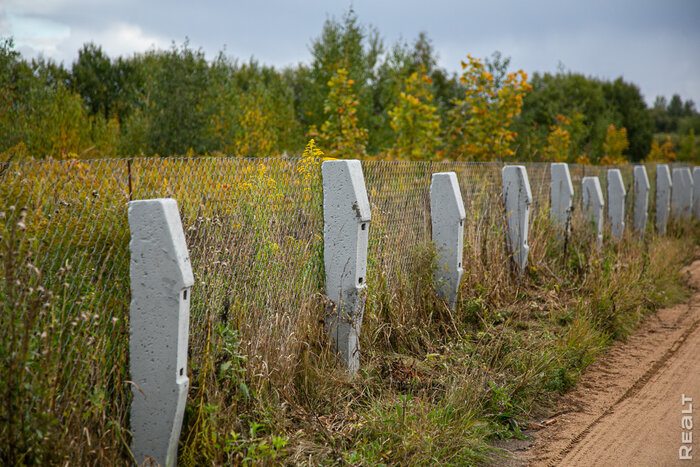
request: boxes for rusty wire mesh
[0,156,692,461]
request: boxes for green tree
[678,129,696,162]
[207,57,301,156]
[601,78,654,161]
[517,71,608,161]
[298,9,382,144]
[0,39,117,157]
[120,41,215,155]
[71,43,115,119]
[70,43,143,124]
[668,94,684,117]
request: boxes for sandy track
[507,259,700,466]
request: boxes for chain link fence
[0,156,691,462]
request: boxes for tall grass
[0,155,697,465]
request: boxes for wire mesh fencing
[0,155,691,462]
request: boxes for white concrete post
[550,163,574,235]
[607,169,626,240]
[656,164,672,234]
[430,172,466,310]
[582,177,604,249]
[633,166,650,234]
[693,167,700,220]
[128,199,193,467]
[502,165,532,274]
[671,167,693,219]
[322,160,370,374]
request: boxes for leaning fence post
[693,167,700,220]
[430,172,466,310]
[656,164,672,234]
[322,160,370,374]
[502,165,532,275]
[550,163,574,235]
[607,169,626,240]
[633,166,650,234]
[128,199,193,467]
[582,177,604,249]
[671,167,693,219]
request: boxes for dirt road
[505,259,700,466]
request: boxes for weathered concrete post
[633,165,650,234]
[430,172,466,310]
[607,169,626,240]
[550,163,574,235]
[128,199,193,467]
[656,164,672,234]
[671,167,693,219]
[582,177,604,249]
[322,160,370,374]
[693,167,700,220]
[502,165,532,275]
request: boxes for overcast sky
[1,0,699,106]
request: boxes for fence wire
[0,156,691,461]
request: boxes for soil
[497,258,700,466]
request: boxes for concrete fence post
[128,198,193,467]
[550,163,574,235]
[633,165,650,234]
[322,160,370,374]
[582,177,604,249]
[430,172,466,310]
[656,164,672,234]
[607,169,626,240]
[502,165,532,275]
[671,167,693,219]
[693,167,700,220]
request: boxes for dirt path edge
[503,258,700,466]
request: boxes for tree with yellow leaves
[447,54,531,160]
[542,114,572,162]
[646,136,676,162]
[388,68,442,160]
[313,67,368,158]
[599,124,629,165]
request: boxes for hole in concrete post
[358,277,364,284]
[180,368,184,376]
[361,223,366,231]
[459,262,462,267]
[459,220,463,226]
[183,289,188,300]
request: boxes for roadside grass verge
[189,212,698,466]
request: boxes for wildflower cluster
[296,139,324,202]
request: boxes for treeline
[1,10,698,162]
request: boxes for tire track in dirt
[506,259,700,466]
[549,310,700,466]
